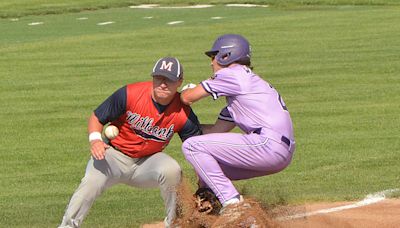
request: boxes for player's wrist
[89,132,102,142]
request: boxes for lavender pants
[182,131,295,205]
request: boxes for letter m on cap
[160,61,173,72]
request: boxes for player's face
[152,75,182,104]
[210,56,222,73]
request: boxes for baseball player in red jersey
[59,57,201,228]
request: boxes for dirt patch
[142,200,400,227]
[175,197,280,227]
[173,179,279,227]
[279,199,400,228]
[141,180,400,227]
[141,222,164,228]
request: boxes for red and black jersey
[94,81,201,158]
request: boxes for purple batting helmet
[205,34,251,66]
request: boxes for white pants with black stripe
[59,147,181,228]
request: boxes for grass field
[1,0,400,18]
[1,1,399,227]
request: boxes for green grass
[1,0,400,18]
[1,3,399,228]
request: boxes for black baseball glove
[194,188,222,215]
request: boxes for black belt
[253,128,291,148]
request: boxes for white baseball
[104,125,119,140]
[181,83,197,92]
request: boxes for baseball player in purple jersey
[180,34,296,212]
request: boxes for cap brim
[205,50,218,57]
[151,72,180,81]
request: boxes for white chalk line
[23,4,267,27]
[129,4,268,9]
[160,5,213,9]
[130,4,213,9]
[167,21,183,25]
[97,21,114,26]
[28,22,43,26]
[129,4,158,9]
[226,4,269,8]
[277,188,400,221]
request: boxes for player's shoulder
[215,65,249,78]
[215,66,233,76]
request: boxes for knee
[182,140,196,163]
[77,175,107,198]
[182,137,213,167]
[182,137,194,153]
[182,137,206,158]
[158,161,182,185]
[167,163,182,181]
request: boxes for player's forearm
[180,84,209,105]
[200,124,217,134]
[87,112,109,160]
[180,89,199,105]
[201,120,236,134]
[201,124,230,134]
[180,90,193,105]
[88,112,104,134]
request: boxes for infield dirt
[141,180,400,227]
[174,179,280,227]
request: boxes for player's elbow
[180,93,193,106]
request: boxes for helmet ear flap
[215,52,231,66]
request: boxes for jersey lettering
[269,84,288,111]
[278,94,288,111]
[126,111,174,141]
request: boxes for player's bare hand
[90,140,109,160]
